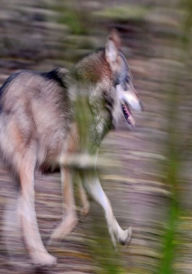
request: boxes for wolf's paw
[49,214,78,242]
[80,202,90,216]
[31,251,57,266]
[118,226,132,245]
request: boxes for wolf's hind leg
[82,171,132,246]
[78,180,90,215]
[50,167,77,241]
[17,148,56,266]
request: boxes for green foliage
[58,7,87,35]
[181,0,192,47]
[87,207,127,274]
[93,4,150,21]
[157,1,192,273]
[53,1,87,35]
[74,95,93,152]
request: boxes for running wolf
[0,30,142,265]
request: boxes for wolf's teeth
[128,115,135,126]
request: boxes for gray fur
[1,30,141,266]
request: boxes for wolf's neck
[73,50,111,84]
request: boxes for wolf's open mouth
[121,102,135,127]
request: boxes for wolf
[0,30,142,266]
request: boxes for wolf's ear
[105,29,121,64]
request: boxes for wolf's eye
[114,78,120,86]
[125,75,130,83]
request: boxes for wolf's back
[0,68,71,170]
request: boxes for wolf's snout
[123,91,143,112]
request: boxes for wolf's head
[104,30,143,127]
[72,30,142,131]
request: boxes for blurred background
[0,0,192,273]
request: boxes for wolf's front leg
[50,167,77,241]
[82,171,132,246]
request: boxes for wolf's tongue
[121,103,135,127]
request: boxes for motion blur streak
[0,0,192,273]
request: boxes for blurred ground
[0,0,192,273]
